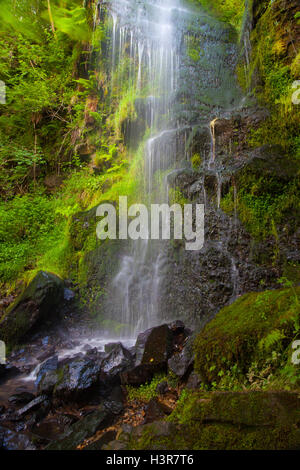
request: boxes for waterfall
[209,118,218,168]
[103,0,190,337]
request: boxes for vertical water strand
[106,0,190,337]
[216,172,222,210]
[110,11,118,99]
[209,117,218,168]
[137,42,144,91]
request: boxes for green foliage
[168,188,188,207]
[129,389,300,450]
[221,169,300,242]
[186,36,203,63]
[258,329,285,353]
[110,86,137,139]
[126,374,167,402]
[191,153,202,170]
[194,287,300,390]
[0,0,91,192]
[50,4,90,41]
[238,0,300,160]
[188,0,245,30]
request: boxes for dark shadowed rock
[83,430,117,450]
[0,426,36,450]
[0,364,6,379]
[119,325,173,385]
[0,271,64,346]
[186,371,202,390]
[156,380,169,395]
[135,324,173,367]
[143,398,171,424]
[35,355,58,388]
[45,405,113,450]
[168,320,185,334]
[120,363,163,386]
[168,349,193,378]
[8,392,35,405]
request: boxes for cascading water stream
[106,0,190,337]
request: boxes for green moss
[128,390,300,450]
[191,153,202,170]
[239,0,300,159]
[187,0,245,30]
[194,287,300,388]
[126,374,167,402]
[221,155,300,242]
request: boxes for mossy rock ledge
[117,391,300,450]
[0,271,64,346]
[194,287,300,384]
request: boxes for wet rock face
[38,357,102,400]
[135,324,173,367]
[154,105,299,329]
[0,271,64,346]
[101,342,134,378]
[168,344,194,379]
[16,395,50,419]
[54,357,101,399]
[174,8,244,126]
[35,355,59,388]
[120,324,174,386]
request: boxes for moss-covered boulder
[125,391,300,450]
[0,271,64,346]
[194,287,300,385]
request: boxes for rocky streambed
[1,271,300,451]
[0,315,195,450]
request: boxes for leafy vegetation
[194,287,300,391]
[188,0,245,29]
[0,0,144,291]
[126,374,167,402]
[223,0,300,242]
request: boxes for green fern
[258,329,285,352]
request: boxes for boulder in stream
[101,342,133,379]
[120,324,173,385]
[135,324,173,367]
[39,356,101,400]
[0,271,64,346]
